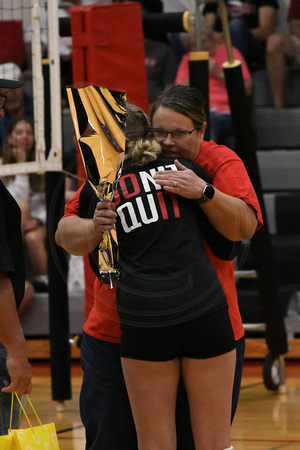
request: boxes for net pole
[31,0,46,164]
[47,0,62,166]
[45,0,71,402]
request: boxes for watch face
[204,184,215,200]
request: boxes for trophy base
[99,270,120,289]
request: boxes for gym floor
[25,358,300,450]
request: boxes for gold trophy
[67,83,126,288]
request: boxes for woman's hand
[153,159,205,199]
[13,146,27,163]
[56,202,116,256]
[93,201,117,235]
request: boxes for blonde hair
[125,138,162,165]
[125,103,162,165]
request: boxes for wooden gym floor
[24,357,300,450]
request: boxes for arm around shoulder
[199,189,259,241]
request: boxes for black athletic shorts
[120,306,236,361]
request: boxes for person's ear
[201,121,207,137]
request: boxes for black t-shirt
[114,156,227,328]
[203,0,279,31]
[0,181,25,308]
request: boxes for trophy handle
[98,230,120,288]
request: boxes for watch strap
[198,183,215,204]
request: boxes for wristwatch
[198,183,215,204]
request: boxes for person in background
[55,88,263,449]
[0,76,32,436]
[203,0,279,67]
[176,25,252,147]
[0,62,33,150]
[1,116,48,293]
[266,0,300,109]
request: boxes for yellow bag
[8,392,60,449]
[0,392,23,450]
[0,433,14,450]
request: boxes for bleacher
[236,61,300,357]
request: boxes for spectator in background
[176,26,252,147]
[203,0,279,67]
[0,62,34,150]
[266,0,300,109]
[1,116,48,293]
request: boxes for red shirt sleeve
[214,158,263,231]
[197,141,263,231]
[62,184,84,218]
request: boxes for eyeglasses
[149,126,202,140]
[0,94,7,109]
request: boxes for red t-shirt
[63,140,263,342]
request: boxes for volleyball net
[0,0,62,176]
